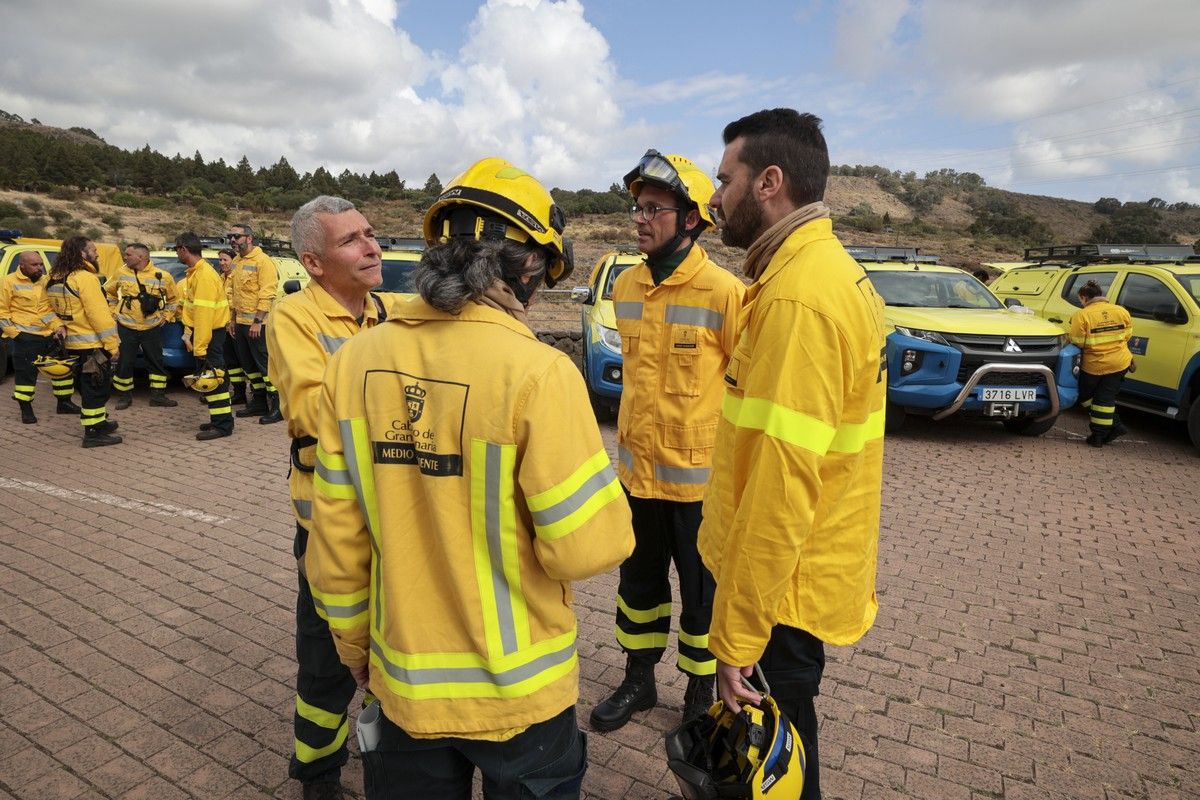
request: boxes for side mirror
[1003,297,1024,308]
[570,286,593,305]
[1152,303,1187,325]
[283,279,302,295]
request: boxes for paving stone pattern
[0,385,1197,799]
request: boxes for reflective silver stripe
[338,419,382,626]
[65,332,102,345]
[117,314,163,327]
[239,265,258,273]
[369,635,576,688]
[529,461,619,529]
[665,304,724,330]
[317,333,348,355]
[41,314,56,324]
[12,284,33,291]
[13,323,46,333]
[614,302,643,320]
[316,459,352,486]
[484,443,518,655]
[293,498,312,520]
[654,464,711,484]
[617,445,633,472]
[312,594,367,619]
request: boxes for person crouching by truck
[45,236,122,448]
[1069,279,1134,447]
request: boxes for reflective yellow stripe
[293,721,348,764]
[315,443,356,500]
[526,449,623,540]
[617,595,672,624]
[309,584,369,630]
[470,440,530,658]
[724,394,835,455]
[616,628,670,650]
[678,629,709,649]
[369,629,577,700]
[192,298,228,308]
[296,696,345,730]
[724,394,882,456]
[829,408,885,453]
[1091,404,1116,413]
[678,654,716,675]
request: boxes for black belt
[290,435,317,474]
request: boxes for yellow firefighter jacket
[308,298,634,740]
[230,245,278,325]
[1068,297,1133,375]
[0,271,61,338]
[104,264,179,330]
[613,244,745,501]
[46,270,119,354]
[266,282,390,532]
[698,218,888,664]
[181,260,231,357]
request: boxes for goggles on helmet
[624,149,689,199]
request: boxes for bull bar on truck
[931,362,1060,422]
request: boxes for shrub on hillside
[100,212,124,232]
[197,201,227,219]
[50,187,79,200]
[2,216,49,237]
[48,208,71,224]
[1091,203,1172,244]
[0,200,25,219]
[1093,197,1121,215]
[22,198,43,213]
[84,226,103,240]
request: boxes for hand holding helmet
[666,665,806,799]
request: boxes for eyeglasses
[629,203,680,222]
[226,233,245,240]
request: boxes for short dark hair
[1079,280,1104,300]
[218,248,236,260]
[175,232,203,257]
[127,242,150,255]
[723,108,829,206]
[233,223,254,238]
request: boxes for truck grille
[943,333,1062,385]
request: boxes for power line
[903,107,1200,167]
[1005,163,1200,187]
[904,75,1200,148]
[982,134,1200,174]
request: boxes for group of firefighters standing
[271,107,888,800]
[0,224,287,445]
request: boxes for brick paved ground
[0,382,1197,799]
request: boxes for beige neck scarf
[742,201,831,281]
[473,279,531,329]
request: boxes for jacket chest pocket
[616,319,639,356]
[723,330,752,392]
[665,326,702,397]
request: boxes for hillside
[2,112,1199,279]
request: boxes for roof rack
[376,236,425,252]
[1023,243,1199,264]
[846,245,939,264]
[1,228,23,243]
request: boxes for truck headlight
[894,326,950,346]
[599,326,622,353]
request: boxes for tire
[1187,399,1200,453]
[1003,414,1057,436]
[884,400,906,433]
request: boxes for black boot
[230,384,247,405]
[682,674,716,724]
[149,389,178,407]
[83,427,123,448]
[590,656,657,732]
[18,401,37,424]
[94,419,120,434]
[259,392,283,424]
[236,391,267,417]
[115,392,132,410]
[56,397,81,414]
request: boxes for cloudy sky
[1,0,1197,203]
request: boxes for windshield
[602,262,636,301]
[1174,274,1200,307]
[866,270,1002,310]
[149,256,189,282]
[379,257,418,293]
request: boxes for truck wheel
[1003,414,1057,436]
[1187,400,1200,453]
[885,401,906,433]
[589,388,614,422]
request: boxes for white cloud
[833,0,914,79]
[0,0,645,190]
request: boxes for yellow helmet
[666,682,805,799]
[33,353,77,378]
[623,149,716,230]
[422,157,574,287]
[183,365,226,394]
